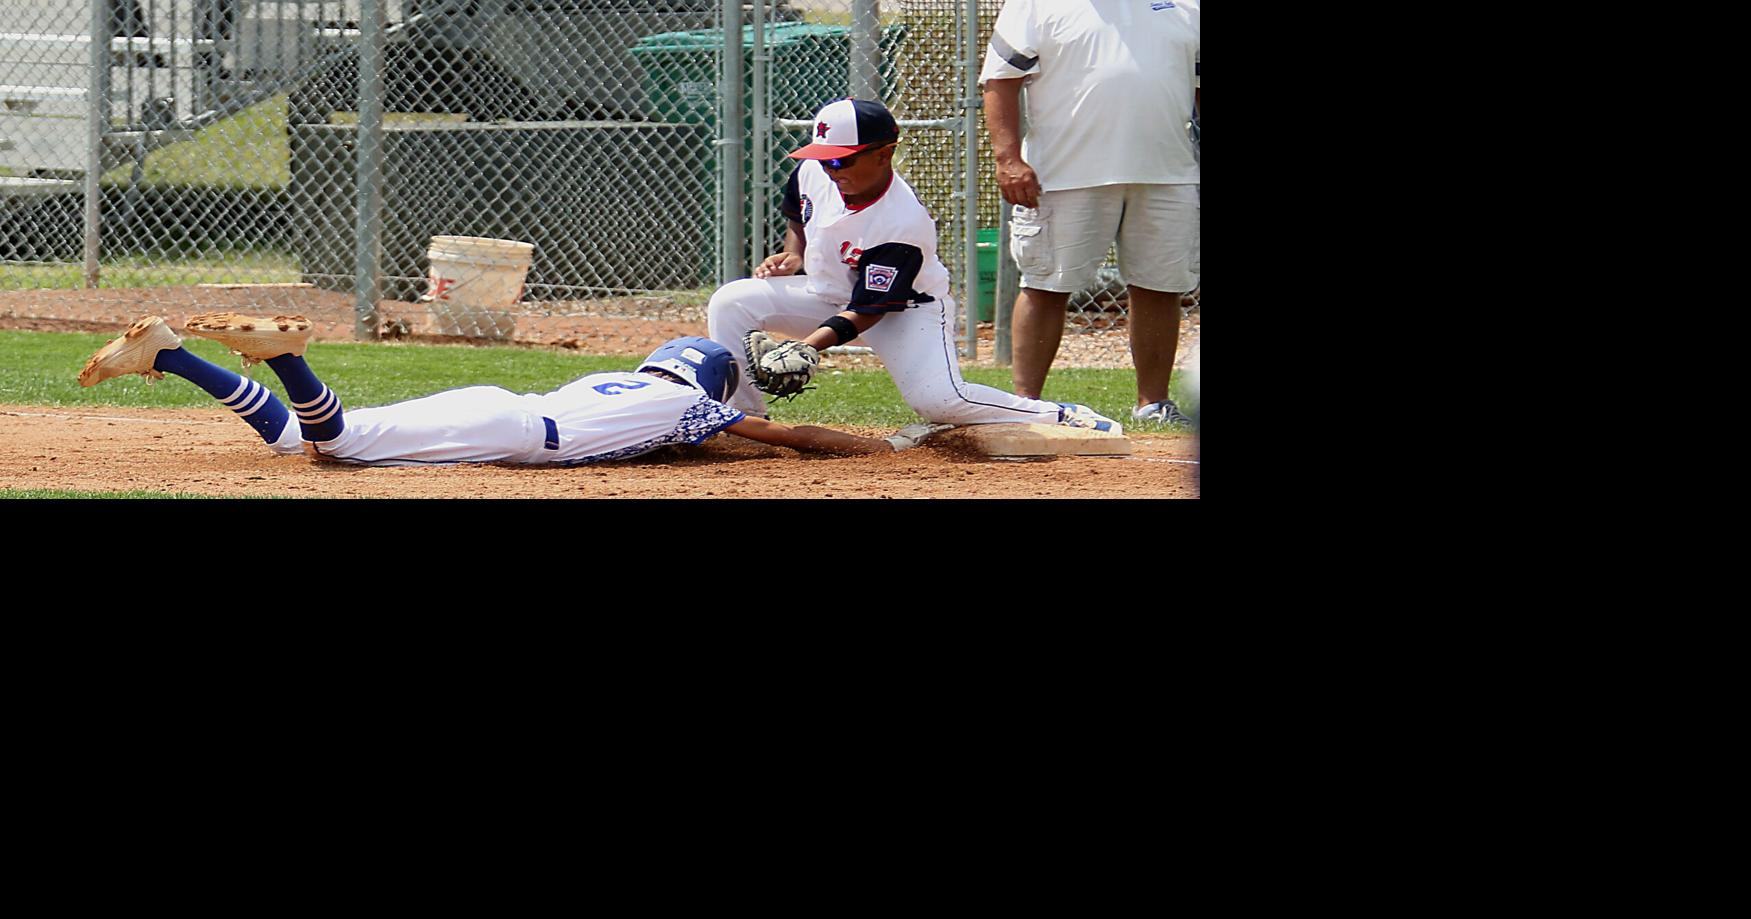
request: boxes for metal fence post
[719,0,744,285]
[751,1,768,266]
[84,0,111,289]
[353,0,385,340]
[961,0,978,359]
[996,198,1014,364]
[851,0,879,100]
[996,91,1027,366]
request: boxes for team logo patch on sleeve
[800,193,814,224]
[865,264,899,292]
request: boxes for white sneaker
[1131,399,1196,428]
[1055,402,1123,436]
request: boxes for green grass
[0,249,299,290]
[0,328,1191,431]
[1,330,629,410]
[98,97,472,191]
[103,96,292,190]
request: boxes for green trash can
[974,227,1000,322]
[631,22,909,279]
[632,22,908,126]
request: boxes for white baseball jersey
[308,371,745,467]
[781,160,951,314]
[980,0,1200,191]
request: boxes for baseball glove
[743,331,819,399]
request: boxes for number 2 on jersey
[593,379,652,395]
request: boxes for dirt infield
[0,404,1199,498]
[1,286,1200,498]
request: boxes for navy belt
[542,417,560,451]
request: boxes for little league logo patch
[799,193,814,224]
[865,264,899,292]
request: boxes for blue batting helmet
[637,336,740,403]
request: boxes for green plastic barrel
[631,22,908,127]
[974,227,999,321]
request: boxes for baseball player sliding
[76,314,951,464]
[711,98,1124,435]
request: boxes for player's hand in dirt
[754,252,803,279]
[885,423,954,452]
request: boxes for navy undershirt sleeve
[781,168,803,223]
[848,243,931,314]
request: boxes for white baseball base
[937,423,1133,457]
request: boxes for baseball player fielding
[707,98,1127,441]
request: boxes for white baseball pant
[708,275,1064,425]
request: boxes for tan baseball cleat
[77,315,181,387]
[184,312,314,368]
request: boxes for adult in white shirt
[981,0,1199,427]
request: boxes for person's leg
[312,387,534,466]
[1008,188,1120,398]
[154,348,300,451]
[182,312,344,441]
[1125,285,1181,406]
[1010,287,1070,399]
[705,276,841,417]
[262,354,344,442]
[862,298,1117,431]
[1115,184,1199,423]
[76,315,302,454]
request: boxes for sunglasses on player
[823,144,894,170]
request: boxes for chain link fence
[2,0,1156,365]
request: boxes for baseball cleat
[184,312,314,368]
[1055,402,1123,436]
[1131,398,1196,428]
[77,315,180,387]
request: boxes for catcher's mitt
[743,331,819,399]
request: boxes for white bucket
[422,235,534,340]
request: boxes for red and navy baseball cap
[788,99,900,160]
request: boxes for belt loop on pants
[542,416,560,451]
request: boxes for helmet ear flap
[720,358,740,402]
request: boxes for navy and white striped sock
[291,385,344,441]
[153,346,291,444]
[264,354,345,441]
